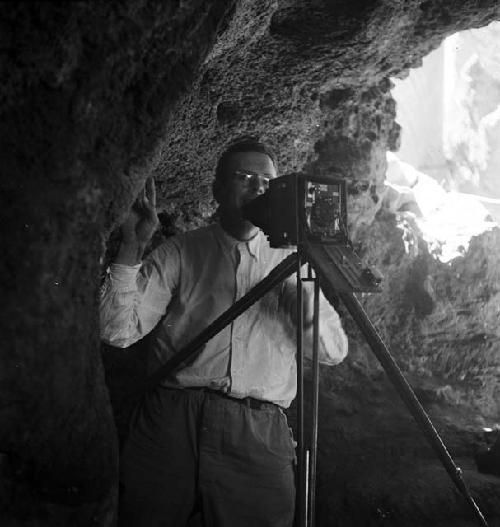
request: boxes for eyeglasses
[234,170,271,189]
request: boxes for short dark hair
[214,136,277,183]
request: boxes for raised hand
[116,177,159,265]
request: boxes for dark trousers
[119,387,296,527]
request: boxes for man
[100,138,348,526]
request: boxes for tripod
[145,244,489,527]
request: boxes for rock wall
[0,2,232,525]
[2,1,500,525]
[313,218,500,526]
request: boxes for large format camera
[243,174,382,293]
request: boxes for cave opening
[387,21,500,262]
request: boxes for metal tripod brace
[145,249,489,527]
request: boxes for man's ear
[212,177,225,204]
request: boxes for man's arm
[115,176,159,265]
[100,177,179,348]
[280,276,348,365]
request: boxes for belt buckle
[246,397,268,411]
[243,397,254,409]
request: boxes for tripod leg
[307,276,321,527]
[336,291,489,527]
[296,255,307,527]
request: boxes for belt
[181,386,283,412]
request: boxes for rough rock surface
[312,215,500,526]
[2,1,500,525]
[1,2,232,525]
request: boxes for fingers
[145,176,157,208]
[134,177,157,213]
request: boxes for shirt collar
[214,222,261,261]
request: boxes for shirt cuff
[109,263,141,288]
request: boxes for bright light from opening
[387,22,500,262]
[385,152,497,262]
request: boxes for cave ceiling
[153,0,500,231]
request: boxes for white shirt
[100,223,348,408]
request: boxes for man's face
[217,151,277,218]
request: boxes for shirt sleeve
[315,290,348,365]
[279,275,348,366]
[99,239,181,348]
